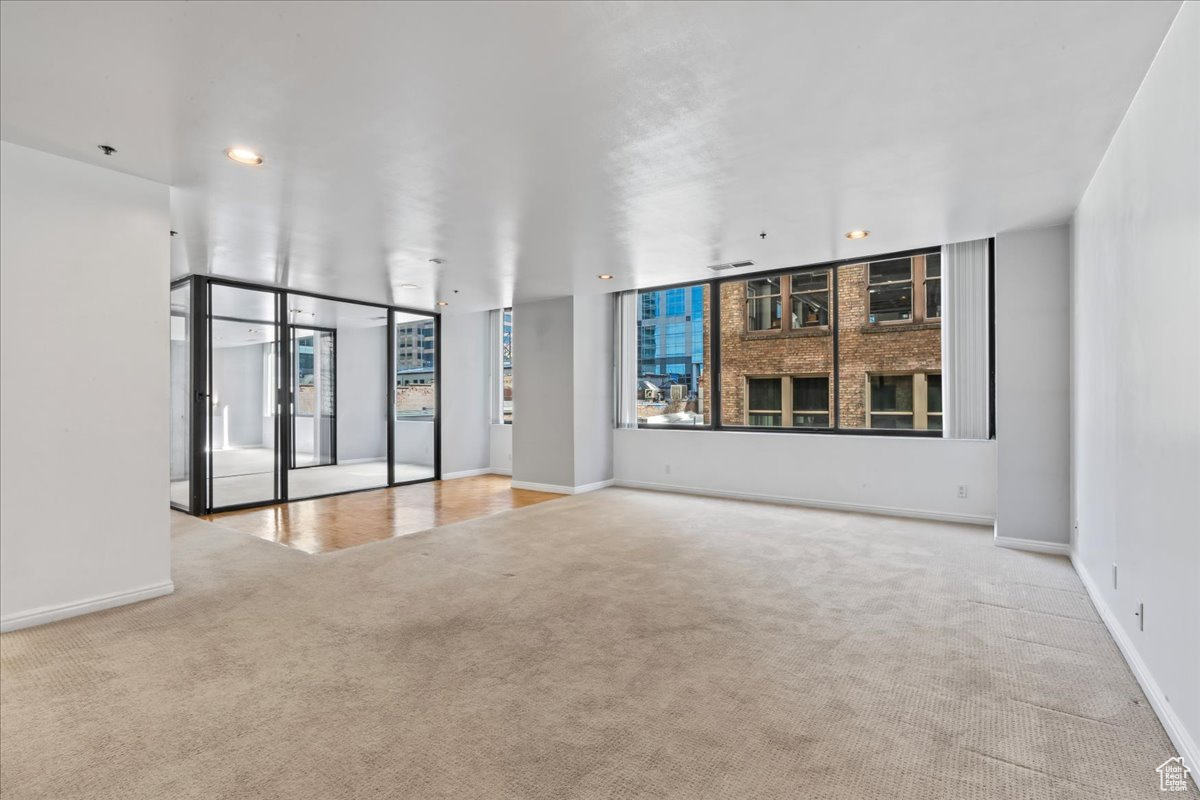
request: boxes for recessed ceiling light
[436,301,449,307]
[226,147,263,166]
[845,229,870,240]
[398,283,420,290]
[597,274,614,280]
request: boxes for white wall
[615,429,996,524]
[572,294,614,488]
[511,296,614,491]
[512,297,577,487]
[440,310,492,476]
[1070,3,1199,769]
[490,423,513,475]
[337,325,389,461]
[994,224,1071,549]
[1,141,172,631]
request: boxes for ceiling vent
[707,260,755,272]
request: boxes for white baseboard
[441,468,495,480]
[993,533,1072,555]
[1,581,175,633]
[612,479,994,526]
[1072,555,1199,774]
[490,467,512,476]
[511,479,614,495]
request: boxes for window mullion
[782,377,793,428]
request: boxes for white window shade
[487,308,504,424]
[941,239,991,439]
[614,290,638,428]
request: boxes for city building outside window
[635,284,708,426]
[742,375,831,428]
[716,248,942,431]
[867,372,941,430]
[502,308,513,423]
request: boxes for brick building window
[744,375,831,428]
[790,269,830,328]
[867,254,940,324]
[867,258,913,322]
[792,376,830,427]
[924,253,942,320]
[867,372,941,430]
[746,278,781,331]
[747,270,833,333]
[746,378,783,426]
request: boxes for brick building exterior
[707,253,942,429]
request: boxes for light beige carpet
[0,489,1185,799]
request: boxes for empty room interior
[1,2,1197,798]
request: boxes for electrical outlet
[957,484,968,499]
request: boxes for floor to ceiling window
[169,280,192,511]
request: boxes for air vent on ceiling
[707,260,755,272]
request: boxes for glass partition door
[169,281,192,511]
[393,312,438,483]
[208,284,282,510]
[286,297,389,500]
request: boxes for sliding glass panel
[291,327,335,468]
[169,282,191,510]
[287,297,390,499]
[394,312,437,483]
[209,284,280,509]
[636,284,708,426]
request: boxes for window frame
[631,241,992,439]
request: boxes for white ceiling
[0,1,1181,314]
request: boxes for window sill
[741,327,832,342]
[623,425,945,439]
[859,321,941,335]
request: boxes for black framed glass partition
[392,311,439,483]
[169,280,193,511]
[286,296,390,501]
[208,283,283,510]
[170,275,440,515]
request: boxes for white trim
[993,533,1071,555]
[1073,555,1199,773]
[441,468,495,480]
[490,467,512,476]
[1,581,175,633]
[574,479,615,494]
[512,479,615,495]
[613,479,993,526]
